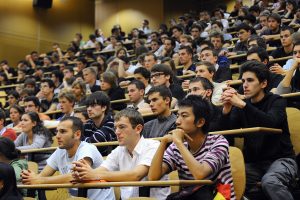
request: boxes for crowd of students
[0,0,300,199]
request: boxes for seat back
[168,170,179,193]
[229,146,246,200]
[286,107,300,155]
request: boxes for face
[41,82,52,96]
[214,11,223,19]
[180,37,189,46]
[179,49,192,65]
[8,95,17,106]
[24,101,38,113]
[188,81,206,96]
[59,97,73,114]
[210,37,223,50]
[200,50,217,64]
[134,73,148,86]
[190,28,200,39]
[114,117,141,146]
[56,120,78,149]
[128,84,144,103]
[151,72,169,86]
[164,39,173,52]
[10,108,20,123]
[100,79,111,91]
[176,107,199,134]
[83,69,95,83]
[247,53,262,63]
[117,49,126,58]
[248,40,258,49]
[280,30,292,47]
[242,71,266,99]
[63,69,73,80]
[293,45,300,58]
[72,84,84,97]
[195,65,214,80]
[74,113,88,124]
[267,18,279,31]
[211,24,222,32]
[238,29,251,42]
[160,34,168,43]
[259,16,268,27]
[172,29,182,39]
[86,104,106,120]
[76,61,85,72]
[97,56,105,65]
[144,55,157,70]
[20,114,36,134]
[148,92,169,115]
[151,41,159,52]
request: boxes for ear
[165,74,171,81]
[101,105,107,113]
[165,96,171,106]
[206,89,213,98]
[139,89,145,96]
[74,130,81,139]
[261,80,268,89]
[195,118,205,129]
[135,124,143,135]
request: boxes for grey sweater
[143,113,177,138]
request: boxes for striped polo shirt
[163,134,236,200]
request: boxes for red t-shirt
[1,128,17,141]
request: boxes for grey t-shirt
[143,113,176,138]
[47,141,115,200]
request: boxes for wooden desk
[281,92,300,98]
[228,47,276,59]
[18,179,213,189]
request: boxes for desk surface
[18,179,213,189]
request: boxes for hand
[269,63,285,75]
[25,55,32,61]
[72,159,94,181]
[170,129,185,144]
[161,134,173,144]
[21,169,41,185]
[291,58,300,69]
[182,70,195,76]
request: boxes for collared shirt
[101,137,170,200]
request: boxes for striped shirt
[83,114,116,156]
[163,134,236,200]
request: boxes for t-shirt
[270,47,293,66]
[163,134,236,200]
[47,141,115,200]
[101,137,170,199]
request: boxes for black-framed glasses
[150,72,165,79]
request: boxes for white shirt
[47,142,115,200]
[101,137,170,200]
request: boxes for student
[72,108,170,199]
[0,163,23,200]
[21,117,114,200]
[148,95,235,199]
[220,61,297,200]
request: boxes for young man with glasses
[83,91,116,156]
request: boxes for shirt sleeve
[14,133,25,147]
[201,136,229,176]
[16,135,47,150]
[137,140,159,167]
[46,149,59,171]
[76,144,103,168]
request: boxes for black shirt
[270,47,293,66]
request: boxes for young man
[143,52,157,71]
[82,67,101,93]
[143,86,176,138]
[228,23,252,57]
[24,96,51,121]
[75,57,87,78]
[148,95,235,199]
[21,117,114,200]
[134,67,152,94]
[127,80,151,114]
[220,60,297,200]
[151,64,185,101]
[0,109,16,141]
[83,91,116,156]
[177,46,196,76]
[200,47,232,83]
[38,79,58,113]
[260,13,281,47]
[57,89,76,120]
[72,108,170,199]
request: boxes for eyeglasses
[188,87,204,93]
[150,72,165,79]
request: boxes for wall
[95,0,164,37]
[0,0,95,66]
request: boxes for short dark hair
[85,91,111,114]
[195,61,216,74]
[114,108,144,128]
[179,46,193,55]
[209,31,225,44]
[134,67,151,82]
[248,35,267,49]
[0,109,6,123]
[171,25,183,33]
[281,26,294,35]
[190,77,214,91]
[0,137,20,160]
[200,47,218,57]
[41,78,55,90]
[247,46,269,62]
[129,80,145,90]
[60,116,83,135]
[151,64,174,84]
[267,13,281,24]
[7,90,20,100]
[24,96,41,108]
[178,95,210,134]
[235,23,252,32]
[77,57,87,65]
[147,85,172,107]
[9,105,24,116]
[52,70,64,83]
[164,37,176,47]
[145,52,157,61]
[240,60,269,84]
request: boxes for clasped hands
[221,87,246,113]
